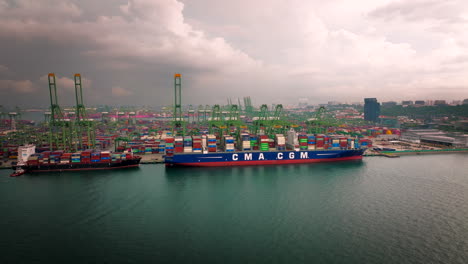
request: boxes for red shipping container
[175,147,184,153]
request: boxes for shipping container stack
[71,153,81,163]
[91,152,101,163]
[81,150,91,163]
[298,134,308,150]
[316,135,325,150]
[331,138,340,149]
[324,136,331,150]
[259,135,269,151]
[339,138,348,149]
[183,136,193,153]
[27,154,40,166]
[250,135,259,150]
[275,134,286,151]
[207,135,217,152]
[268,138,275,149]
[144,144,152,155]
[101,151,111,162]
[50,151,63,164]
[60,153,71,164]
[165,137,175,156]
[111,153,121,162]
[358,139,372,148]
[224,136,235,152]
[159,140,166,154]
[174,136,184,153]
[8,148,18,160]
[307,135,316,150]
[41,151,50,164]
[240,133,251,151]
[149,143,158,154]
[192,136,202,153]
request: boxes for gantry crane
[252,104,269,135]
[172,74,185,136]
[74,73,95,150]
[208,104,224,135]
[306,106,326,134]
[197,105,205,123]
[266,104,285,135]
[48,73,73,150]
[188,105,195,123]
[243,96,254,117]
[0,105,6,128]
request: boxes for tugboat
[10,166,26,177]
[9,144,35,177]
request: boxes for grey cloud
[0,79,36,93]
[0,0,467,108]
[369,0,468,24]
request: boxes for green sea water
[1,154,467,263]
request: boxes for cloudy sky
[0,0,467,108]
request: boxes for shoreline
[3,149,467,169]
[367,149,468,157]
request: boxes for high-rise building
[382,101,397,107]
[364,98,380,123]
[434,100,446,106]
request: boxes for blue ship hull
[165,149,365,167]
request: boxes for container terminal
[1,74,467,171]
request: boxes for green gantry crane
[74,73,96,150]
[48,73,73,151]
[252,104,269,135]
[172,74,185,136]
[243,96,254,117]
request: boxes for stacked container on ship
[12,145,141,173]
[164,129,365,167]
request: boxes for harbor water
[1,154,468,263]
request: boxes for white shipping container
[308,145,315,150]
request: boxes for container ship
[164,129,370,167]
[11,145,141,176]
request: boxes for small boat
[10,167,26,177]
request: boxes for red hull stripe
[28,164,139,172]
[167,155,363,167]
